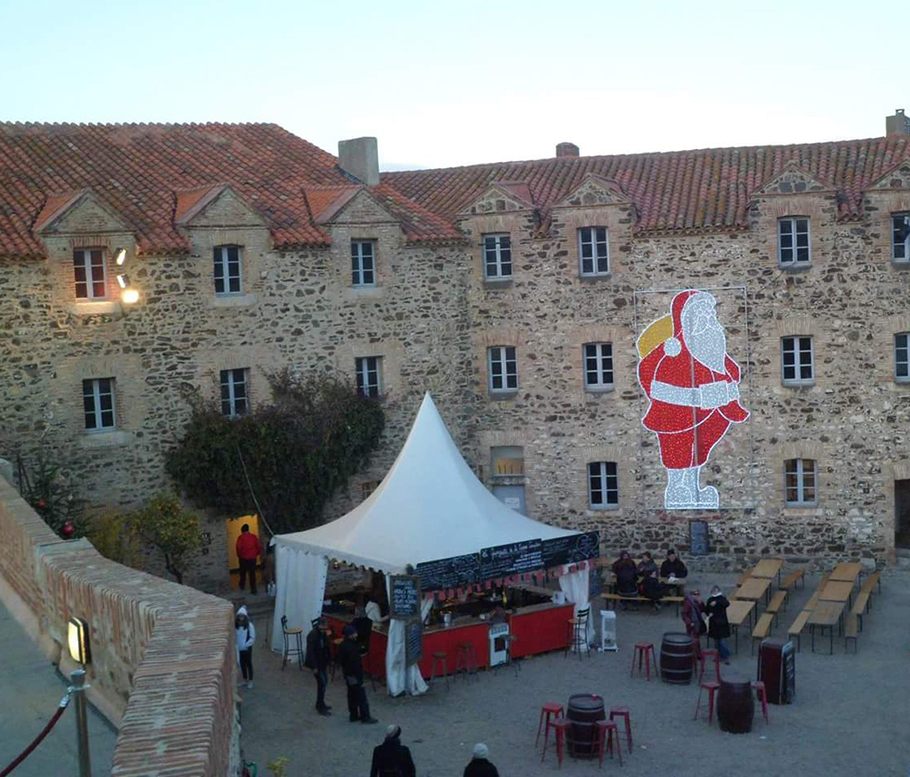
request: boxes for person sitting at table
[637,551,658,579]
[660,549,689,580]
[639,569,663,611]
[612,551,639,610]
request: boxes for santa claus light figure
[637,290,749,509]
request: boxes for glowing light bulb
[122,288,139,305]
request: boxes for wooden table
[734,576,771,604]
[751,559,784,583]
[820,580,854,604]
[809,600,845,654]
[829,562,863,584]
[726,599,756,652]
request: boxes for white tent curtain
[271,545,328,654]
[559,568,593,649]
[384,575,431,697]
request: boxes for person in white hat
[464,743,499,777]
[370,724,415,777]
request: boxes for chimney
[556,142,579,158]
[338,137,380,186]
[886,109,910,137]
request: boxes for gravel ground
[239,570,910,777]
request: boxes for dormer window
[214,246,242,295]
[578,227,609,277]
[778,217,810,266]
[483,234,512,280]
[892,213,910,262]
[351,240,376,286]
[74,249,107,299]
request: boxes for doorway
[492,484,527,515]
[226,513,260,590]
[895,480,910,549]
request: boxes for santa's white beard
[687,325,727,372]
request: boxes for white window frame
[74,249,107,300]
[892,213,910,263]
[220,368,249,417]
[583,342,614,391]
[482,233,512,280]
[83,377,116,431]
[781,336,815,385]
[355,356,382,398]
[588,461,619,509]
[351,240,376,287]
[785,458,817,506]
[778,217,811,267]
[214,245,242,295]
[578,226,610,277]
[488,346,518,393]
[896,332,910,383]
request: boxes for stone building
[1,113,909,584]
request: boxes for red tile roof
[383,136,910,234]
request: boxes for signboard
[540,531,601,568]
[415,552,481,591]
[480,539,543,579]
[689,520,709,556]
[589,565,603,597]
[389,575,421,620]
[404,619,423,666]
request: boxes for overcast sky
[2,0,906,170]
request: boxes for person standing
[370,725,415,777]
[305,616,332,716]
[236,524,262,595]
[681,586,705,659]
[338,624,377,724]
[464,743,499,777]
[704,585,732,664]
[235,606,256,689]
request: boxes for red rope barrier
[0,691,71,777]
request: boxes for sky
[1,0,907,171]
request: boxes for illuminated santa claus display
[637,290,749,509]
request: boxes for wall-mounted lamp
[121,288,140,305]
[114,247,127,266]
[116,274,129,289]
[67,616,91,665]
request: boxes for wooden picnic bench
[808,600,845,655]
[787,610,811,652]
[860,572,881,597]
[751,612,774,654]
[851,591,871,631]
[844,613,859,653]
[765,590,788,625]
[781,568,805,591]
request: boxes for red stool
[595,720,623,767]
[536,702,565,747]
[540,717,568,766]
[694,681,720,724]
[630,642,657,680]
[752,681,770,724]
[609,706,633,753]
[698,649,720,683]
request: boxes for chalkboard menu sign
[540,531,601,568]
[589,565,603,597]
[689,520,708,556]
[389,575,421,619]
[415,552,481,591]
[405,619,423,666]
[480,539,543,579]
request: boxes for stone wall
[0,468,239,776]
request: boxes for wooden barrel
[717,674,755,734]
[566,694,605,758]
[659,632,695,685]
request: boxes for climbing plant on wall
[164,370,386,534]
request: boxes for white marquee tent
[271,393,591,695]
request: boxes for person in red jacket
[236,523,262,595]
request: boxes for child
[236,605,256,689]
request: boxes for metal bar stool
[280,615,304,670]
[429,651,449,691]
[454,642,478,681]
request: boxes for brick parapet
[0,469,237,776]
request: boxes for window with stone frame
[785,458,817,506]
[351,240,376,286]
[896,333,910,383]
[482,233,512,280]
[488,346,518,393]
[781,336,814,385]
[73,249,107,300]
[213,245,242,295]
[83,377,116,431]
[578,227,610,277]
[220,368,249,417]
[588,461,619,509]
[778,217,811,266]
[355,356,382,398]
[583,342,614,390]
[892,213,910,262]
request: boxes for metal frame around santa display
[631,284,756,512]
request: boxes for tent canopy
[274,392,576,574]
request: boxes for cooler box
[757,638,795,704]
